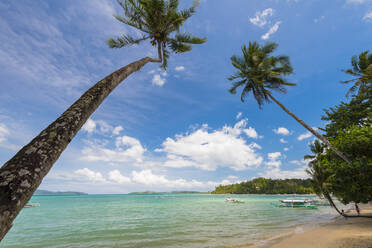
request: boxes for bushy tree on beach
[227,41,351,165]
[0,0,206,241]
[306,60,372,216]
[306,126,372,216]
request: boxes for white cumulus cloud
[244,127,259,139]
[155,119,263,171]
[75,168,107,183]
[260,154,308,179]
[81,135,146,163]
[346,0,370,3]
[112,126,123,136]
[250,8,274,27]
[265,152,282,168]
[82,119,123,136]
[261,21,281,40]
[363,11,372,21]
[175,66,185,71]
[0,123,10,143]
[273,127,291,136]
[297,131,313,141]
[82,119,96,133]
[259,165,308,179]
[108,170,131,184]
[152,74,166,86]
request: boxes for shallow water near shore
[1,194,337,248]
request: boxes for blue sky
[0,0,371,193]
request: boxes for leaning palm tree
[0,0,206,241]
[228,41,351,165]
[341,51,372,97]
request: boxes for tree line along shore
[211,178,314,194]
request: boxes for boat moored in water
[271,199,318,209]
[24,202,40,208]
[225,197,245,203]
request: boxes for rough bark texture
[0,56,157,242]
[267,94,352,165]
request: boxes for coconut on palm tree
[0,0,206,241]
[227,41,351,165]
[341,51,372,97]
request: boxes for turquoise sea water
[1,194,337,248]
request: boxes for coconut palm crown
[341,51,372,97]
[107,0,207,69]
[228,41,295,107]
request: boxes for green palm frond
[168,39,192,53]
[261,42,278,56]
[160,47,170,70]
[230,55,246,71]
[228,79,247,94]
[304,155,316,160]
[113,15,148,32]
[174,33,207,44]
[107,34,149,48]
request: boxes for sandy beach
[264,204,372,248]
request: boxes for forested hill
[211,178,314,194]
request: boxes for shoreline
[248,204,372,248]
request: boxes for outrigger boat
[24,202,40,208]
[225,197,244,203]
[271,199,318,209]
[304,198,330,206]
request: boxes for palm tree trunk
[0,56,159,241]
[323,192,342,215]
[267,93,352,165]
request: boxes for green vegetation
[227,41,351,164]
[211,178,314,194]
[306,51,372,215]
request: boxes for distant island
[129,191,203,195]
[212,178,314,194]
[34,190,88,196]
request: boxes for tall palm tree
[341,51,372,97]
[0,0,206,241]
[228,41,351,165]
